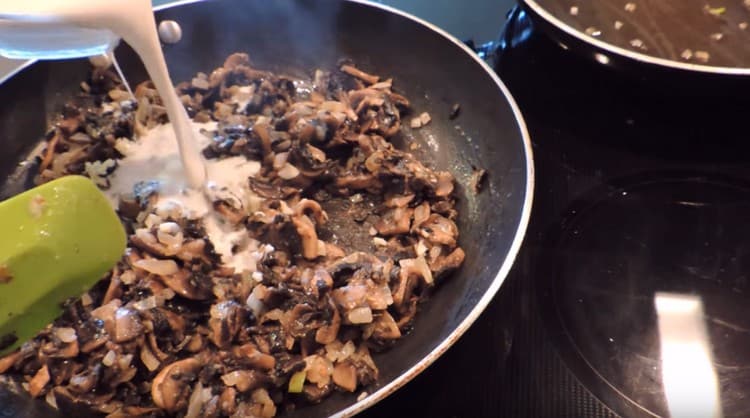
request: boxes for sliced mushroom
[418,214,458,246]
[300,267,333,298]
[151,357,202,413]
[91,298,122,337]
[0,351,21,373]
[366,311,401,340]
[349,344,379,385]
[213,199,246,225]
[384,194,414,208]
[208,300,246,348]
[29,364,50,398]
[315,302,341,345]
[68,364,101,394]
[158,269,213,300]
[340,65,379,85]
[221,369,270,393]
[15,54,469,417]
[332,284,367,312]
[113,307,143,343]
[233,343,276,371]
[220,386,237,416]
[434,171,455,197]
[375,207,412,236]
[302,383,333,404]
[291,214,318,260]
[331,361,358,392]
[412,201,431,231]
[291,199,328,260]
[430,247,466,278]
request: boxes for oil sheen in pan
[525,0,750,72]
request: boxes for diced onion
[348,307,373,324]
[102,350,117,367]
[134,259,179,276]
[144,214,162,228]
[120,270,137,285]
[133,296,158,312]
[80,292,93,307]
[54,327,77,343]
[45,390,58,409]
[246,286,266,316]
[221,371,245,388]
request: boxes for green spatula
[0,175,126,355]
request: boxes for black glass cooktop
[495,5,750,418]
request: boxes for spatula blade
[0,175,125,355]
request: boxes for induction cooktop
[493,5,750,418]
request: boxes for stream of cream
[1,0,266,270]
[1,0,207,188]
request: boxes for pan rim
[0,0,535,416]
[523,0,750,75]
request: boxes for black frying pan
[520,0,750,75]
[0,0,533,416]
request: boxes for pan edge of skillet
[0,0,531,417]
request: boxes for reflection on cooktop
[538,173,750,418]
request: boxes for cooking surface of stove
[495,6,750,417]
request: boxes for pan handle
[463,5,533,70]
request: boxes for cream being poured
[107,122,264,272]
[0,0,207,188]
[0,0,265,270]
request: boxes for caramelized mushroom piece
[300,267,333,298]
[213,199,246,225]
[220,386,237,416]
[234,343,276,371]
[340,65,379,85]
[221,369,270,393]
[151,357,202,413]
[434,171,455,197]
[418,214,458,247]
[375,207,412,236]
[332,361,358,392]
[291,199,328,260]
[113,307,143,343]
[68,365,101,394]
[366,311,401,340]
[315,300,341,345]
[208,301,246,348]
[159,269,213,300]
[28,365,50,398]
[291,213,319,260]
[430,247,466,278]
[0,351,21,373]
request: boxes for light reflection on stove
[655,293,722,418]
